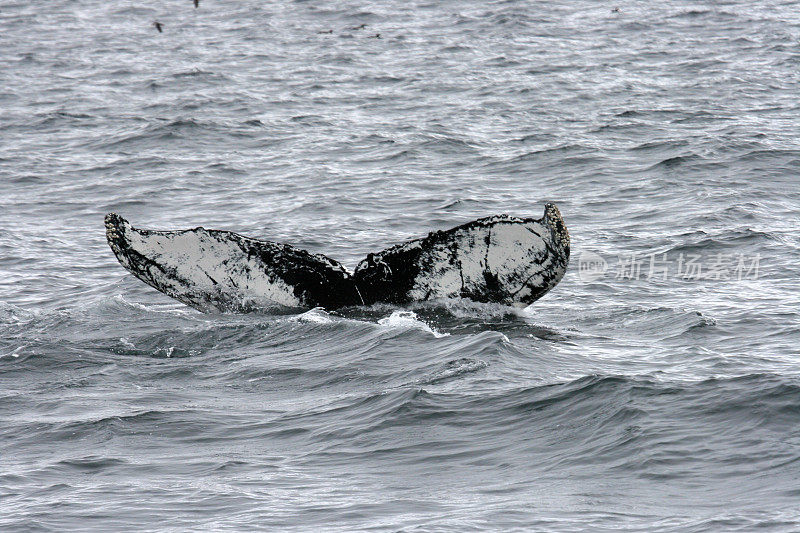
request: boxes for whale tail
[105,204,569,311]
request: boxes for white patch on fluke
[128,224,301,308]
[409,218,552,302]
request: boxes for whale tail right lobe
[352,204,570,307]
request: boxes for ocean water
[2,0,799,530]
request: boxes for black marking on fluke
[105,204,570,312]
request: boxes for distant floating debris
[314,25,380,38]
[611,6,620,13]
[153,21,163,33]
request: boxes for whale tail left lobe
[105,213,361,312]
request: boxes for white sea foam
[377,310,449,338]
[292,307,334,324]
[0,346,25,359]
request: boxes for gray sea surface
[2,0,800,531]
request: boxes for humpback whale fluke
[105,204,569,312]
